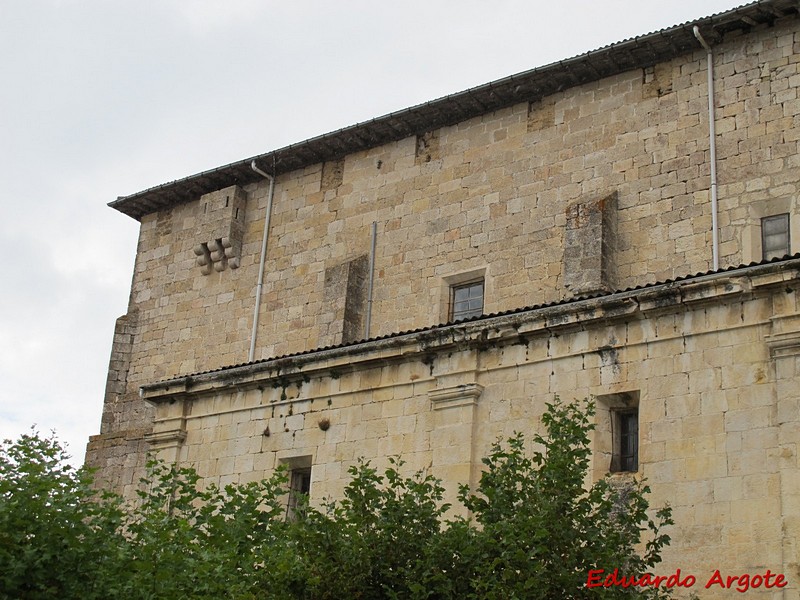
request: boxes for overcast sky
[0,0,738,465]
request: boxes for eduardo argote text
[586,568,788,593]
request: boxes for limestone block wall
[89,16,800,504]
[124,18,799,383]
[141,262,800,597]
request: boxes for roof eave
[110,0,799,221]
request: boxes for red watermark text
[586,568,788,593]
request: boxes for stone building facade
[89,1,800,595]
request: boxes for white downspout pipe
[693,25,720,271]
[364,221,377,339]
[249,161,275,362]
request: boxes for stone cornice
[140,259,800,404]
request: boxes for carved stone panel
[193,185,247,274]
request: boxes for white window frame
[439,267,488,324]
[761,213,791,261]
[450,279,484,322]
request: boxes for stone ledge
[143,428,187,447]
[429,383,484,410]
[766,315,800,358]
[140,260,800,405]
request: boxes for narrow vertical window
[612,409,638,473]
[761,214,790,260]
[450,280,484,322]
[287,467,311,519]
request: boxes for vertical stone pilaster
[99,312,138,434]
[144,396,188,465]
[563,191,617,296]
[342,255,369,343]
[86,310,151,494]
[429,383,483,515]
[320,254,369,346]
[765,312,800,584]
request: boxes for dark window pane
[288,467,312,519]
[451,280,484,321]
[613,409,638,473]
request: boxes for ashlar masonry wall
[142,261,800,598]
[123,20,797,372]
[88,14,800,552]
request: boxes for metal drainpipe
[364,221,377,339]
[249,161,275,362]
[693,25,720,271]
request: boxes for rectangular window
[761,214,790,260]
[287,467,311,519]
[450,280,484,322]
[611,409,638,473]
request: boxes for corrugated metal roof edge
[143,252,800,390]
[111,0,798,220]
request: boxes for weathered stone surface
[563,191,617,295]
[319,254,369,347]
[89,13,800,596]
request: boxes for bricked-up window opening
[611,409,638,473]
[450,280,484,322]
[287,467,311,520]
[761,214,790,260]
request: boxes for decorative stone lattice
[193,185,247,275]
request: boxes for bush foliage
[0,399,672,599]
